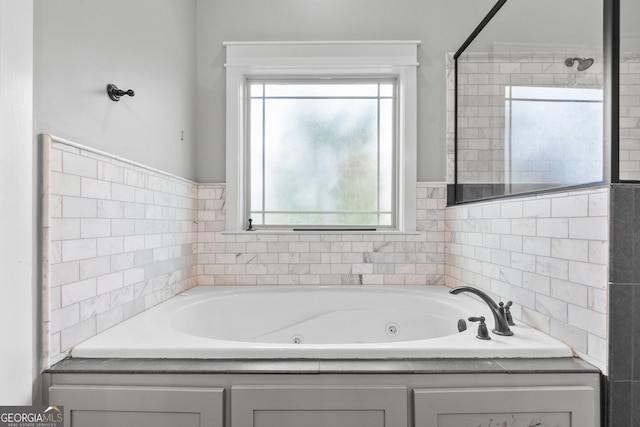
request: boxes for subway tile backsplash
[43,136,609,373]
[195,183,447,287]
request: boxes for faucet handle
[457,318,467,332]
[468,316,490,340]
[504,301,515,326]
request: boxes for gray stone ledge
[46,357,599,375]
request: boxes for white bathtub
[71,286,572,359]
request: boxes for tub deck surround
[42,134,606,374]
[46,356,599,375]
[48,289,599,427]
[70,286,572,359]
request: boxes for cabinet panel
[437,412,570,427]
[49,385,224,427]
[71,411,200,427]
[254,410,384,427]
[414,386,596,427]
[231,385,406,427]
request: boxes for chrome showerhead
[564,57,594,71]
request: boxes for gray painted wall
[468,0,602,52]
[34,0,197,180]
[195,0,497,182]
[34,0,607,183]
[622,0,640,50]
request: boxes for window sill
[221,230,421,236]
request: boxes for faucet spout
[449,286,513,336]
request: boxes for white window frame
[224,41,419,232]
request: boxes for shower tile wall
[450,51,640,183]
[43,138,198,366]
[620,53,640,180]
[196,183,447,286]
[608,184,640,425]
[451,52,604,185]
[445,186,609,372]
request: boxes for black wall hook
[107,84,135,101]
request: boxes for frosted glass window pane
[264,83,381,98]
[250,84,264,97]
[508,87,603,185]
[250,99,264,215]
[249,80,396,227]
[379,99,394,212]
[378,214,392,226]
[380,84,394,97]
[262,213,381,226]
[263,98,377,211]
[511,86,603,101]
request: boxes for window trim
[224,41,420,232]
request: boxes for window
[505,86,603,187]
[248,79,396,228]
[224,41,419,231]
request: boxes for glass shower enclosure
[453,0,612,203]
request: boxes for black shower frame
[451,0,621,205]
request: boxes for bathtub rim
[69,285,575,360]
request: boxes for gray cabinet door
[231,385,407,427]
[49,385,224,427]
[414,386,597,427]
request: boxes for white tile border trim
[45,134,196,186]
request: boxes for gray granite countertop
[46,357,600,375]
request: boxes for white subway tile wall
[444,53,612,372]
[43,137,448,366]
[196,183,447,287]
[43,136,609,373]
[449,51,640,182]
[445,187,609,371]
[620,52,640,180]
[454,51,604,184]
[43,138,198,366]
